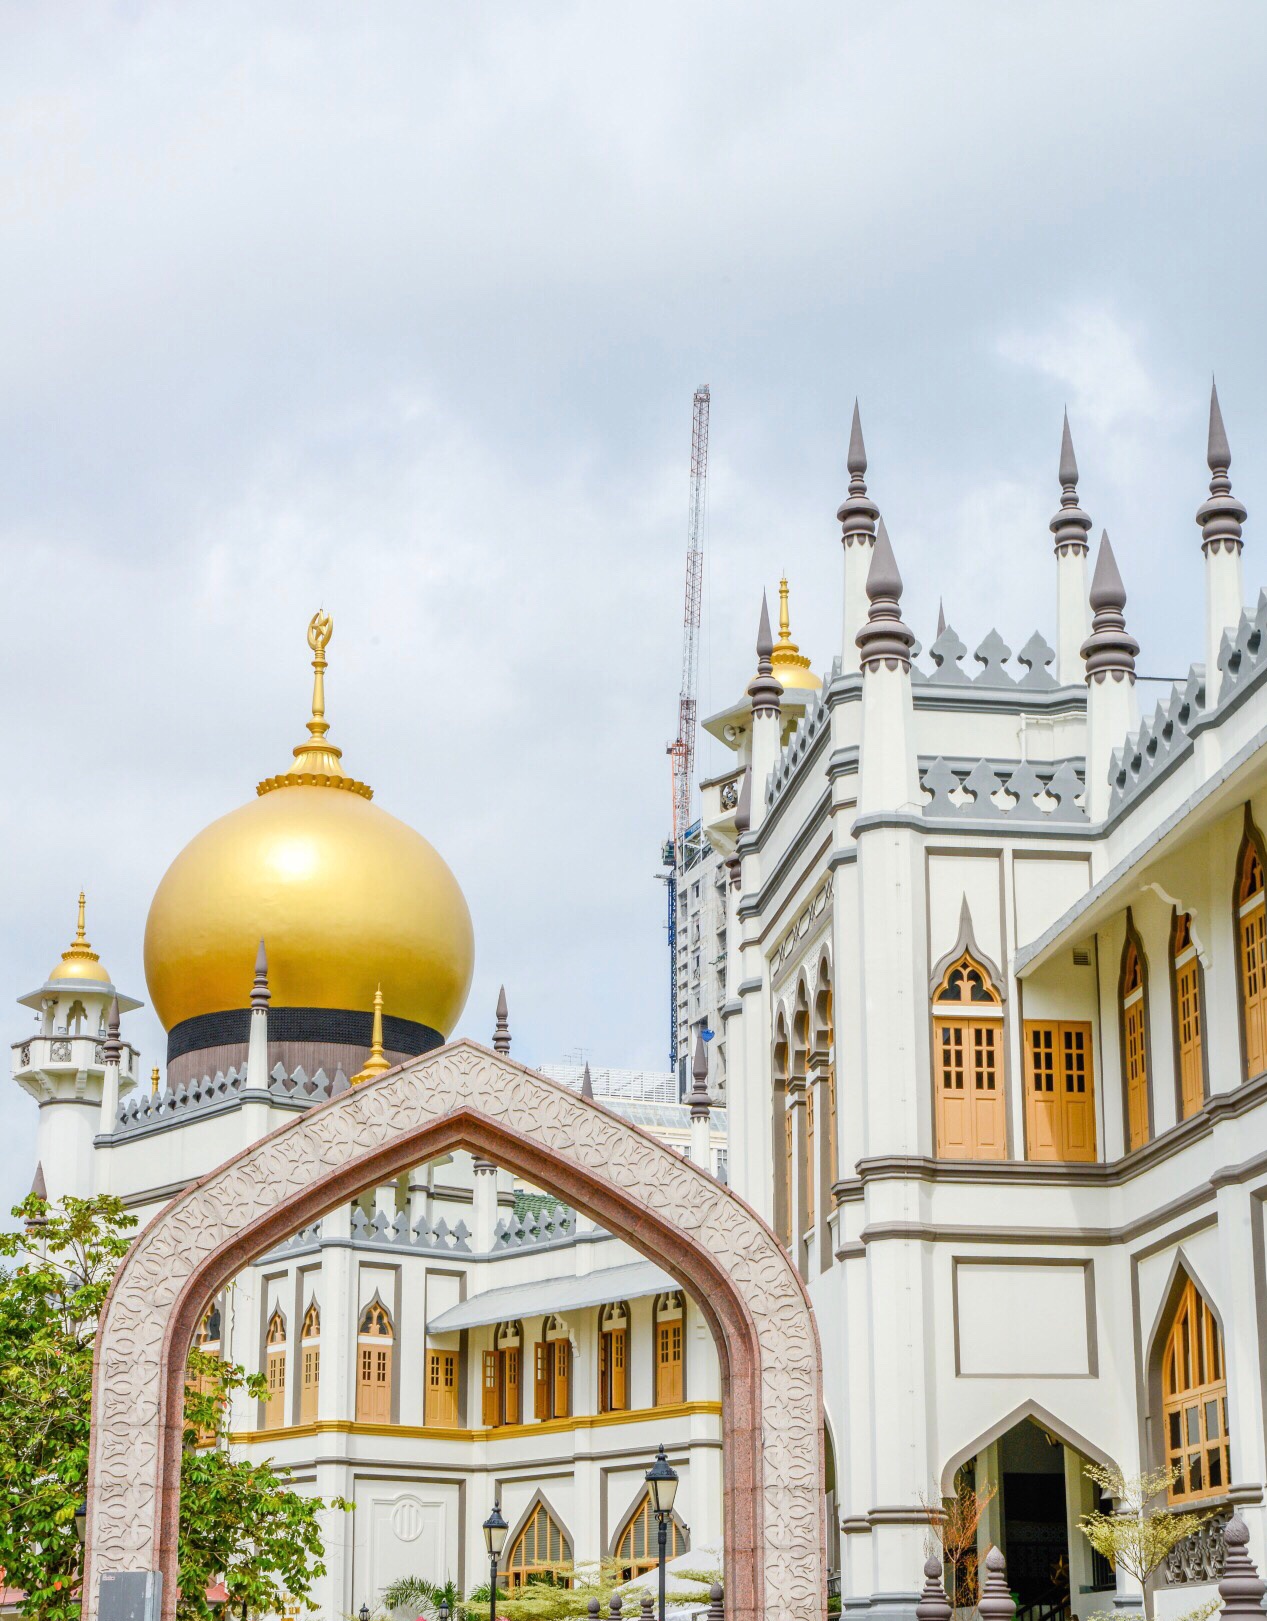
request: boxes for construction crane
[662,385,710,1074]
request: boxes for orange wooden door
[1024,1023,1061,1159]
[482,1349,499,1426]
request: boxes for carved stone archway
[85,1041,823,1621]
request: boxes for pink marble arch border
[85,1041,824,1621]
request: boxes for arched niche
[84,1040,823,1621]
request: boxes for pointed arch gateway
[84,1040,823,1621]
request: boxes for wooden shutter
[1241,884,1267,1080]
[427,1351,458,1427]
[300,1344,320,1423]
[1024,1022,1095,1162]
[937,1021,1005,1159]
[482,1349,499,1427]
[553,1339,570,1418]
[611,1329,627,1410]
[1059,1024,1095,1159]
[265,1350,286,1428]
[534,1342,549,1419]
[657,1320,684,1405]
[598,1331,610,1413]
[503,1346,521,1424]
[1024,1023,1060,1159]
[1124,993,1149,1150]
[782,1109,793,1247]
[1175,935,1204,1120]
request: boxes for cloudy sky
[2,3,1265,1218]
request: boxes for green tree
[1078,1464,1215,1621]
[0,1194,345,1621]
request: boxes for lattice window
[426,1349,459,1427]
[655,1292,685,1406]
[1240,841,1267,1081]
[506,1502,572,1587]
[1174,913,1205,1120]
[264,1309,287,1429]
[598,1303,629,1414]
[1122,936,1150,1151]
[300,1303,320,1420]
[1163,1279,1230,1504]
[932,952,1006,1159]
[1023,1022,1096,1162]
[356,1298,393,1424]
[614,1491,688,1579]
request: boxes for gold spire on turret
[47,891,111,986]
[257,611,374,799]
[151,1065,161,1095]
[769,577,821,691]
[351,985,393,1084]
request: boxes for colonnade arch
[84,1040,824,1621]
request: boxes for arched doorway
[84,1040,824,1621]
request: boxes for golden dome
[143,614,474,1040]
[48,893,113,987]
[769,576,821,692]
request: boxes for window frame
[1170,909,1209,1122]
[1119,914,1153,1154]
[1160,1276,1230,1506]
[931,949,1007,1161]
[1235,812,1267,1085]
[1022,1020,1097,1162]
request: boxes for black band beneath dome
[166,1006,445,1064]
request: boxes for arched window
[613,1490,688,1579]
[654,1291,685,1406]
[300,1301,320,1424]
[533,1314,571,1421]
[188,1303,222,1445]
[1238,835,1267,1081]
[1162,1278,1229,1503]
[483,1320,522,1427]
[815,976,837,1202]
[264,1309,287,1429]
[356,1298,393,1424]
[932,951,1005,1159]
[1121,927,1151,1152]
[506,1500,572,1587]
[1173,913,1206,1121]
[793,990,810,1240]
[426,1345,459,1427]
[598,1302,629,1414]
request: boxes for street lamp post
[359,1603,370,1621]
[644,1445,679,1621]
[483,1499,508,1621]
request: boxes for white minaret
[1051,410,1093,684]
[855,519,920,815]
[1081,531,1140,820]
[839,401,880,674]
[687,1030,714,1169]
[12,895,140,1204]
[1197,381,1247,707]
[747,592,784,830]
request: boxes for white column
[318,1206,354,1423]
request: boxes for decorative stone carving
[1164,1506,1232,1585]
[85,1041,823,1621]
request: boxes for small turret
[838,401,882,672]
[493,985,511,1055]
[855,518,915,673]
[246,941,270,1090]
[688,1031,714,1166]
[1198,381,1247,704]
[747,596,783,831]
[1081,531,1140,819]
[855,519,919,815]
[1051,410,1093,683]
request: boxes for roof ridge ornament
[1050,409,1092,555]
[258,611,374,799]
[1197,380,1247,555]
[837,400,880,548]
[1080,530,1138,682]
[855,517,915,672]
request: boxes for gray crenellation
[921,623,1058,689]
[765,681,831,806]
[1107,667,1206,817]
[113,1059,351,1135]
[349,1203,472,1254]
[919,755,1086,821]
[1217,588,1267,703]
[492,1201,577,1251]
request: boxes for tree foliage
[1078,1464,1215,1621]
[0,1194,345,1621]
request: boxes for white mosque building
[13,385,1267,1621]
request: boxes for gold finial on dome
[352,985,393,1085]
[47,891,111,986]
[769,576,821,691]
[257,611,374,799]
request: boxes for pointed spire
[688,1031,713,1120]
[855,517,915,671]
[936,599,946,638]
[351,985,392,1084]
[915,1556,952,1621]
[581,1061,594,1100]
[770,576,817,689]
[1080,531,1138,681]
[258,611,373,799]
[103,996,121,1064]
[838,401,880,547]
[1197,380,1247,553]
[250,939,270,1010]
[151,1065,161,1095]
[747,591,783,717]
[1050,409,1092,555]
[30,1162,47,1202]
[493,985,511,1055]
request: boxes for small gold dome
[48,893,112,987]
[769,577,821,692]
[143,615,474,1040]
